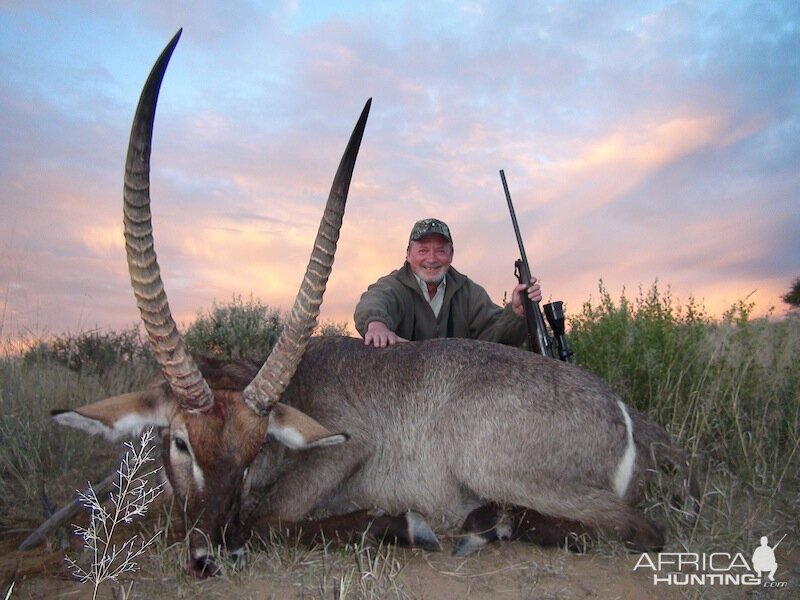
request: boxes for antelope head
[52,30,370,576]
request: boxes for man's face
[406,234,454,284]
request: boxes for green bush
[569,280,710,416]
[184,296,352,361]
[184,295,284,361]
[17,297,350,378]
[569,280,800,505]
[21,326,153,375]
[318,319,350,337]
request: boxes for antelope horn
[123,29,214,412]
[243,99,372,415]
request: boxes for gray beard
[418,268,447,285]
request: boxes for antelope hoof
[451,533,488,557]
[405,511,441,551]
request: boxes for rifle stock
[514,257,552,356]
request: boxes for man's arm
[466,277,541,346]
[354,272,409,347]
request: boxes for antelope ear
[51,390,175,442]
[268,402,349,450]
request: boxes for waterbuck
[52,31,698,576]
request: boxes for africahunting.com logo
[633,535,788,588]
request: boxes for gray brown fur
[225,335,696,550]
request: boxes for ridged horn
[243,99,372,415]
[123,29,214,412]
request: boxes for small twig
[17,471,117,551]
[65,428,165,598]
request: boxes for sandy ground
[3,531,797,599]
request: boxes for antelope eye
[173,436,189,453]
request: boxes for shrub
[184,295,284,360]
[184,296,352,360]
[318,319,350,337]
[569,280,800,500]
[22,326,153,375]
[569,280,710,415]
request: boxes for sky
[1,1,798,340]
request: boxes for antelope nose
[185,548,218,578]
[184,546,245,578]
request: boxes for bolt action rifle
[500,170,574,362]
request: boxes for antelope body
[224,335,694,532]
[51,31,697,576]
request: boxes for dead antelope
[52,31,698,577]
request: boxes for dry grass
[1,289,798,598]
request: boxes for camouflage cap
[408,218,452,244]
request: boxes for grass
[1,288,798,598]
[570,282,799,553]
[126,518,415,599]
[0,345,154,531]
[65,428,164,599]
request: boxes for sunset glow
[1,1,797,340]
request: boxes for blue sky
[1,1,798,338]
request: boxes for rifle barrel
[500,169,551,357]
[500,169,530,267]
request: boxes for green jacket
[354,262,526,345]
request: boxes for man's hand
[511,276,542,319]
[364,321,409,347]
